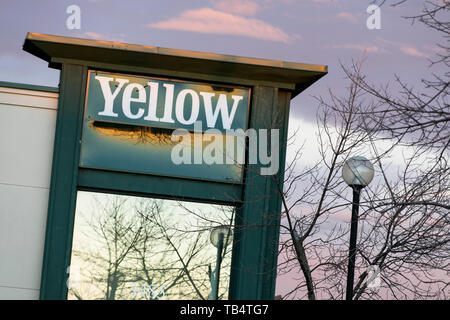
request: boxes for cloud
[148,8,290,43]
[331,39,431,58]
[81,32,125,43]
[400,46,430,58]
[84,32,102,39]
[377,37,431,58]
[331,44,380,53]
[423,45,446,55]
[336,12,358,23]
[212,0,260,16]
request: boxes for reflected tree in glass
[67,191,235,300]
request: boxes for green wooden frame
[22,33,327,300]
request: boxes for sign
[79,71,250,183]
[84,71,249,132]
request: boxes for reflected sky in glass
[68,191,235,300]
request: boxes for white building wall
[0,86,58,299]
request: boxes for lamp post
[209,226,232,300]
[342,156,374,300]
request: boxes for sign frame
[22,33,327,301]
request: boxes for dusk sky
[1,0,446,299]
[0,0,442,123]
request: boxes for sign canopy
[23,33,327,98]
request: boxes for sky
[0,0,443,122]
[0,0,445,299]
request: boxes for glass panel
[67,191,235,300]
[79,121,245,183]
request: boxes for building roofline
[0,80,58,93]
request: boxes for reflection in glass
[67,191,235,300]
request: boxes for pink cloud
[84,32,102,39]
[377,37,432,58]
[400,46,430,58]
[332,43,379,53]
[212,0,260,16]
[81,32,125,43]
[148,8,290,43]
[423,45,446,54]
[337,12,358,23]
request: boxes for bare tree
[276,50,449,299]
[356,0,449,158]
[275,0,449,300]
[277,60,380,300]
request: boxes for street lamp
[342,156,374,300]
[209,226,232,300]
